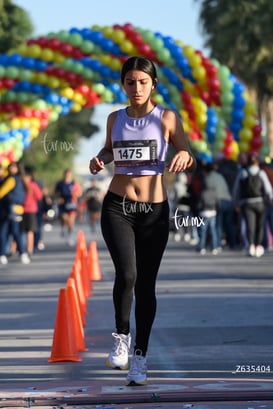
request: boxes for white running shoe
[255,245,264,258]
[106,333,131,370]
[248,244,256,257]
[126,349,147,386]
[0,255,8,265]
[21,253,31,264]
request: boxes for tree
[194,0,273,156]
[22,108,100,190]
[0,0,33,53]
[0,2,101,186]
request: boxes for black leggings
[242,201,265,246]
[101,191,169,355]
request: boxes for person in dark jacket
[0,162,30,264]
[233,153,273,257]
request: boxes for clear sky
[14,0,207,174]
[15,0,206,52]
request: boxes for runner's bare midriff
[108,174,167,203]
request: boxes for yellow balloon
[10,118,21,128]
[243,115,256,128]
[238,140,250,152]
[30,127,39,140]
[41,48,54,61]
[34,72,48,84]
[71,102,82,112]
[73,92,85,105]
[188,54,202,68]
[16,44,28,56]
[99,55,112,65]
[192,66,206,81]
[61,87,74,99]
[109,58,122,71]
[120,40,135,54]
[183,45,195,58]
[239,127,252,142]
[2,157,9,170]
[244,102,256,115]
[28,44,41,58]
[29,118,41,128]
[112,29,126,43]
[47,76,60,88]
[229,140,240,161]
[20,118,30,128]
[102,26,114,37]
[53,52,65,64]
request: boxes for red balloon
[40,118,49,129]
[22,108,33,118]
[223,144,233,157]
[3,78,15,89]
[60,42,74,56]
[189,130,200,140]
[76,84,90,96]
[251,136,263,150]
[130,32,143,46]
[208,77,221,90]
[122,23,135,35]
[252,123,262,137]
[138,43,153,57]
[36,37,48,47]
[47,37,62,50]
[71,48,83,59]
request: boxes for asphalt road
[0,220,272,407]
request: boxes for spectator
[85,179,104,232]
[196,177,218,255]
[233,153,273,257]
[204,161,236,250]
[54,169,82,245]
[0,163,5,183]
[260,158,273,251]
[21,167,43,258]
[0,162,30,264]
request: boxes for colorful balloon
[0,23,263,164]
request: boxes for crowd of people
[1,151,272,266]
[170,152,273,257]
[0,163,106,265]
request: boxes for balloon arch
[0,23,264,167]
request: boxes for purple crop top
[111,105,169,175]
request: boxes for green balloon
[6,67,19,79]
[4,90,16,101]
[68,33,83,47]
[0,66,6,77]
[157,48,171,63]
[81,40,94,54]
[62,58,74,71]
[20,69,33,81]
[71,61,84,75]
[56,30,70,42]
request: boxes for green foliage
[194,0,273,98]
[0,0,33,53]
[22,108,100,191]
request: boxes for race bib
[113,140,158,167]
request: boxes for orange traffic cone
[71,259,87,325]
[48,288,81,362]
[79,247,92,298]
[76,230,87,254]
[66,277,87,352]
[88,241,102,281]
